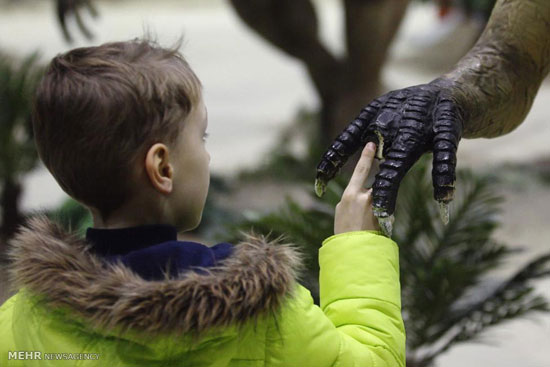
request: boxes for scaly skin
[432,0,550,138]
[316,0,550,235]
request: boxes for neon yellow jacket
[0,216,405,366]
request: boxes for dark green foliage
[490,160,550,188]
[0,52,42,181]
[44,198,93,237]
[393,159,549,365]
[227,155,550,366]
[0,52,43,245]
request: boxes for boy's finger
[347,142,376,192]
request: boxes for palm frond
[420,253,550,364]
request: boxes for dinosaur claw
[315,179,326,197]
[438,201,450,225]
[374,208,394,237]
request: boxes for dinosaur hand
[56,0,98,43]
[315,82,463,236]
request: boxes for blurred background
[0,0,549,366]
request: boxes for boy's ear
[144,143,173,194]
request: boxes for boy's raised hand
[334,142,381,235]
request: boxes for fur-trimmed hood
[7,215,304,338]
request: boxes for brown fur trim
[7,215,304,337]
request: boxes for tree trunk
[320,79,381,147]
[228,0,410,147]
[322,0,409,143]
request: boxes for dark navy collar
[84,224,234,281]
[86,224,178,256]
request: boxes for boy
[0,39,405,366]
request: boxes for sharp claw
[438,201,450,225]
[373,208,394,237]
[377,215,395,237]
[314,178,326,197]
[374,130,385,160]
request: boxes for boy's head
[32,39,210,231]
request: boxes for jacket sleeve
[0,294,18,363]
[264,231,405,367]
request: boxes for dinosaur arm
[432,0,550,138]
